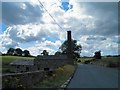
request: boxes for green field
[1,56,34,65]
[78,56,119,63]
[0,56,34,73]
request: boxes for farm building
[9,60,34,73]
[9,31,74,73]
[34,55,68,71]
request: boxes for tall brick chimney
[67,31,73,64]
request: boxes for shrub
[77,59,81,62]
[55,67,64,76]
[84,60,90,64]
[108,62,119,68]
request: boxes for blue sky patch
[60,2,73,12]
[46,35,59,42]
[0,23,7,33]
[19,41,36,49]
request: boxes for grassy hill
[0,56,34,73]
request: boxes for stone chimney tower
[67,31,73,64]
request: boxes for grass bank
[92,57,120,68]
[78,56,120,68]
[33,64,75,88]
[101,56,119,63]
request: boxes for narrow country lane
[67,64,118,88]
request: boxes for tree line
[1,39,82,59]
[6,48,31,57]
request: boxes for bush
[55,67,64,76]
[77,59,81,63]
[84,60,90,64]
[108,62,119,68]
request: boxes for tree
[23,50,30,56]
[7,48,15,55]
[94,50,101,59]
[14,48,23,56]
[55,51,62,55]
[41,50,49,56]
[59,40,82,59]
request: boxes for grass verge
[90,57,120,68]
[33,64,75,88]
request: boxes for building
[9,60,34,73]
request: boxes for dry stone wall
[34,55,68,70]
[2,70,45,88]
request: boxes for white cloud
[27,46,40,56]
[35,40,62,54]
[78,35,118,56]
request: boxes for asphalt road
[67,64,118,88]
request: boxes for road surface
[67,64,118,88]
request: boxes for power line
[37,0,63,30]
[57,0,61,2]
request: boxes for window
[44,68,49,71]
[17,66,19,68]
[26,67,29,71]
[21,71,23,73]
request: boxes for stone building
[9,31,74,73]
[34,55,68,71]
[9,60,34,73]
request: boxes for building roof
[10,60,34,66]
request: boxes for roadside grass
[77,56,119,68]
[33,64,75,88]
[1,56,34,73]
[101,57,119,63]
[89,57,119,68]
[93,57,119,64]
[77,57,119,63]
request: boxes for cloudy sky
[0,0,119,56]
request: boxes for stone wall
[34,55,68,70]
[10,65,35,73]
[2,70,45,88]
